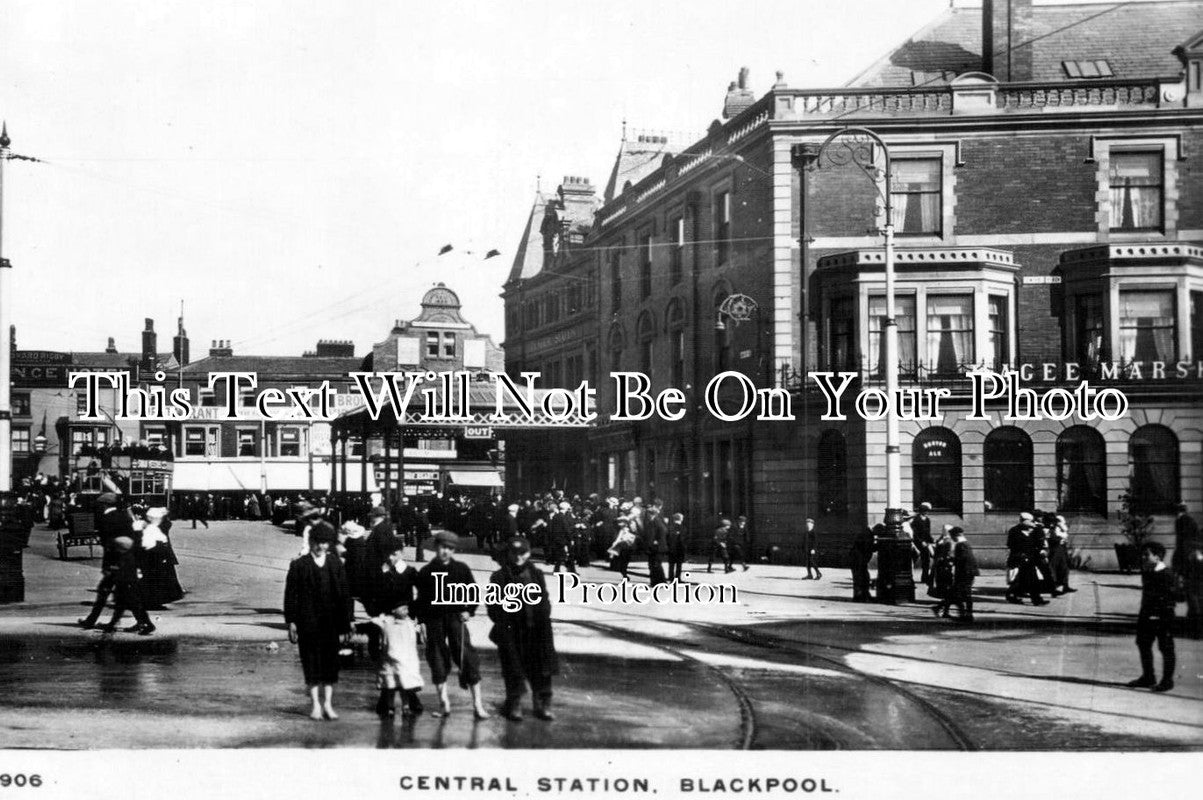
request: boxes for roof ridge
[845,6,961,87]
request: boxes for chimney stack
[983,0,1034,82]
[209,339,233,358]
[173,304,190,366]
[105,337,118,354]
[722,67,756,119]
[141,318,157,377]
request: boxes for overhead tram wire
[229,245,505,353]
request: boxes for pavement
[0,520,1200,750]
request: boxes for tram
[57,445,174,559]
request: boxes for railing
[797,89,951,116]
[997,79,1159,110]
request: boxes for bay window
[1119,290,1176,363]
[986,295,1009,371]
[1075,294,1106,364]
[828,296,856,371]
[926,294,974,375]
[868,295,917,377]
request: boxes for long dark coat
[283,554,354,684]
[487,562,559,679]
[645,515,669,556]
[137,531,184,608]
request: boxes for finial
[622,118,627,141]
[0,122,9,149]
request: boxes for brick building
[504,0,1203,566]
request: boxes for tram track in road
[563,603,976,751]
[560,618,759,750]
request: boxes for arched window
[1130,424,1179,513]
[983,427,1033,512]
[608,323,625,373]
[913,427,962,513]
[637,312,656,375]
[1057,426,1107,515]
[816,430,848,517]
[666,299,686,387]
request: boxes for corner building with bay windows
[504,1,1203,567]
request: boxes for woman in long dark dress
[284,521,354,720]
[138,508,184,609]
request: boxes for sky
[0,0,1155,359]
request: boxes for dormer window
[1062,60,1113,79]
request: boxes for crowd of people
[54,478,1200,710]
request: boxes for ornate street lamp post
[793,127,913,603]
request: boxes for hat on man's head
[949,526,965,537]
[507,503,520,513]
[433,530,460,549]
[96,492,118,507]
[112,535,134,552]
[1019,512,1035,524]
[369,506,388,518]
[558,501,572,511]
[505,536,531,555]
[918,502,932,511]
[308,521,338,545]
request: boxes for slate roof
[602,136,679,204]
[71,351,140,370]
[505,186,602,284]
[179,355,365,380]
[506,190,550,285]
[848,1,1203,88]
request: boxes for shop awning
[446,470,503,488]
[173,460,379,493]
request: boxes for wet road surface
[1,521,1199,750]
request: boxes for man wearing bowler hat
[415,530,490,719]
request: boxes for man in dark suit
[394,495,416,549]
[362,506,400,613]
[949,526,979,623]
[802,518,821,580]
[911,502,934,584]
[547,502,577,574]
[1172,503,1202,636]
[79,493,130,629]
[644,501,669,586]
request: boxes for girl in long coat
[488,536,558,721]
[284,521,354,720]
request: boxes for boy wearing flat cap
[415,531,489,719]
[489,536,558,721]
